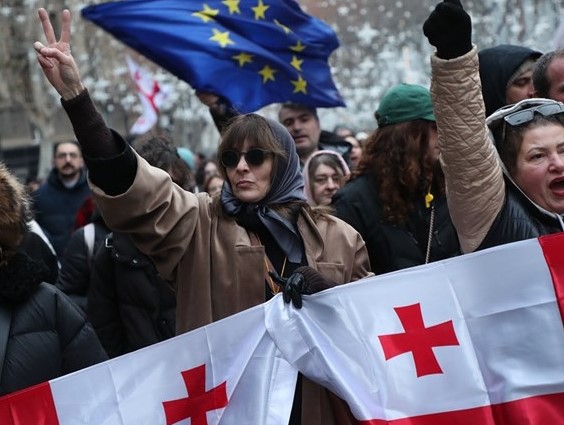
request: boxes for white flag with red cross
[1,234,564,424]
[266,233,564,424]
[0,305,297,425]
[125,55,171,136]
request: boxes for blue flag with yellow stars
[81,0,345,113]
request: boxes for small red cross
[162,364,228,425]
[378,303,459,377]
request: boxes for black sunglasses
[504,103,564,127]
[220,148,271,168]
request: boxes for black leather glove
[269,266,336,309]
[423,0,472,60]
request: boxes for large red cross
[378,303,459,377]
[162,364,228,425]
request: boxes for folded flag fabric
[266,233,564,423]
[1,234,564,424]
[81,0,345,113]
[0,306,297,425]
[125,55,171,135]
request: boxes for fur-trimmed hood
[0,162,30,257]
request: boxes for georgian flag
[1,234,564,424]
[267,234,564,423]
[0,306,297,425]
[125,55,171,136]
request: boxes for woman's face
[206,176,224,197]
[513,123,564,213]
[345,136,362,167]
[204,161,218,178]
[225,141,273,203]
[312,163,343,206]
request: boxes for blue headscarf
[221,117,306,263]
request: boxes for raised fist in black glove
[423,0,472,60]
[269,266,336,309]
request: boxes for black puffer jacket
[332,174,460,275]
[56,210,109,313]
[478,178,564,250]
[88,232,176,358]
[0,252,107,396]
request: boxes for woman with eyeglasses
[34,8,371,424]
[303,150,350,206]
[424,0,564,253]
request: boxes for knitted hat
[0,162,29,254]
[375,84,435,127]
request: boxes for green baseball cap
[375,83,436,127]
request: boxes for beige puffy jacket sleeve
[430,46,506,253]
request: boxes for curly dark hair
[355,119,444,224]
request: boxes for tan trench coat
[93,153,372,424]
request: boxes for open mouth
[549,178,564,194]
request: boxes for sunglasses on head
[503,103,564,127]
[220,148,271,168]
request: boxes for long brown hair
[355,119,444,224]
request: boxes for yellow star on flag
[290,55,303,71]
[274,19,291,34]
[210,28,235,48]
[289,40,306,53]
[259,65,277,83]
[233,52,253,67]
[192,4,220,23]
[291,75,307,94]
[222,0,241,14]
[252,0,270,20]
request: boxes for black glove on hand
[423,0,472,60]
[269,266,336,309]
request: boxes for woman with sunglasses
[34,8,371,424]
[423,0,564,253]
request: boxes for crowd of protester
[2,0,564,423]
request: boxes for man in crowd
[532,50,564,102]
[277,103,352,167]
[33,141,91,258]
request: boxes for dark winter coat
[478,178,564,250]
[332,174,461,275]
[0,252,107,396]
[18,230,58,284]
[32,168,91,258]
[88,232,176,358]
[56,209,109,313]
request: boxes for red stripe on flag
[0,382,59,425]
[358,392,564,424]
[538,233,564,324]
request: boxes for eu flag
[81,0,345,113]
